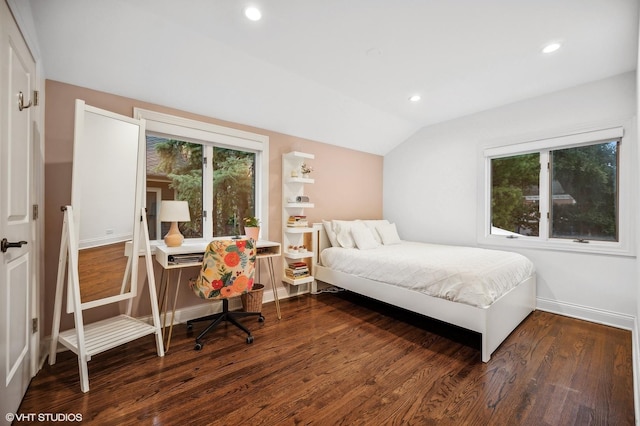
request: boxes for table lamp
[159,200,191,247]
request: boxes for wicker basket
[241,283,264,312]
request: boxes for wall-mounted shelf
[282,151,316,287]
[286,177,315,184]
[285,202,315,209]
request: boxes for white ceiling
[28,0,638,155]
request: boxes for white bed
[312,221,536,362]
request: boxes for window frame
[478,122,634,256]
[134,108,269,241]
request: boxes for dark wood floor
[19,291,634,425]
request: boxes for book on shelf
[285,261,310,278]
[285,269,310,279]
[287,215,308,227]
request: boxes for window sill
[477,235,635,257]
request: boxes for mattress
[320,241,535,308]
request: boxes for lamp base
[164,222,184,247]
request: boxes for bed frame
[312,224,536,362]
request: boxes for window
[549,142,618,241]
[491,152,540,237]
[134,108,269,241]
[480,125,633,256]
[147,137,204,239]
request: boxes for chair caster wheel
[194,342,203,351]
[258,315,265,322]
[246,335,254,344]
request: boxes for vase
[244,226,260,241]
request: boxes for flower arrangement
[243,216,260,227]
[301,162,313,175]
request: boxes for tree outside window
[491,140,619,242]
[146,136,256,239]
[491,153,540,236]
[550,141,618,241]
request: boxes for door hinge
[33,90,39,107]
[32,318,38,333]
[32,204,39,220]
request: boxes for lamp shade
[159,200,191,222]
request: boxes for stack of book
[285,261,310,279]
[287,215,308,227]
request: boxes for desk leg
[159,269,169,344]
[267,258,281,320]
[165,269,182,352]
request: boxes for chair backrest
[189,239,256,300]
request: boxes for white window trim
[134,108,270,240]
[147,187,162,240]
[477,121,635,257]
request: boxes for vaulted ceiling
[28,0,638,155]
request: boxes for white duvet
[320,241,535,308]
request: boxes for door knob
[1,238,27,253]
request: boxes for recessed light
[244,6,262,21]
[542,42,561,54]
[409,94,421,102]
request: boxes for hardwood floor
[19,291,634,425]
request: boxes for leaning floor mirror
[70,100,141,310]
[49,100,164,393]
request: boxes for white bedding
[320,241,535,308]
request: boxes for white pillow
[333,221,356,248]
[322,220,339,247]
[376,222,401,245]
[361,219,389,244]
[332,220,359,248]
[351,222,381,250]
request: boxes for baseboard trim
[536,296,635,330]
[140,285,294,326]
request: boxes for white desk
[155,239,281,351]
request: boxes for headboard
[312,222,330,266]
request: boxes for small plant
[301,163,313,175]
[243,216,260,227]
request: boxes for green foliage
[244,216,260,227]
[213,148,255,235]
[491,153,540,235]
[153,140,256,238]
[491,141,618,241]
[551,142,617,240]
[154,140,203,236]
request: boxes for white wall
[384,72,637,327]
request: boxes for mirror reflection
[78,242,129,304]
[71,102,142,308]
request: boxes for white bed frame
[312,224,536,362]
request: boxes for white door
[0,1,36,421]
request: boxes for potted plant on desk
[243,216,260,241]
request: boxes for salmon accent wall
[44,80,383,333]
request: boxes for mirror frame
[68,99,146,312]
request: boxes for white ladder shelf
[57,315,158,359]
[49,206,164,392]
